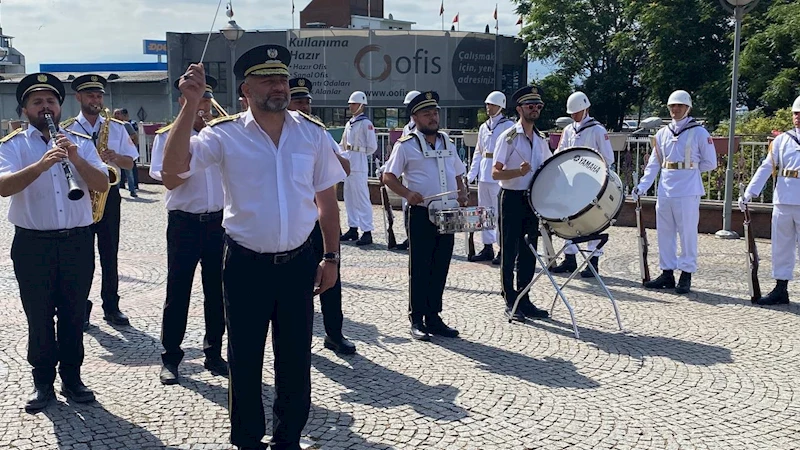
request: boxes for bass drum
[528,146,623,239]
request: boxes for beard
[254,94,289,113]
[417,122,439,136]
[28,110,61,133]
[81,102,102,116]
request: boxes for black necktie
[92,132,98,146]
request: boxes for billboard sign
[143,40,168,55]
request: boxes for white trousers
[771,204,800,280]
[343,171,374,231]
[655,195,700,273]
[563,238,604,257]
[478,181,500,244]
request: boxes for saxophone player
[62,74,140,329]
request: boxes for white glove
[631,187,640,201]
[738,194,751,212]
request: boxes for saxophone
[91,108,120,223]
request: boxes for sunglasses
[521,103,544,111]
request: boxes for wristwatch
[323,252,340,264]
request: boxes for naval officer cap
[175,74,217,98]
[72,74,107,93]
[289,77,313,99]
[511,85,544,106]
[407,91,440,116]
[17,72,66,105]
[234,44,291,79]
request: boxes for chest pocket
[291,153,314,186]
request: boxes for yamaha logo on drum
[573,155,602,174]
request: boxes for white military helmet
[403,90,421,105]
[667,90,692,108]
[566,91,591,114]
[348,91,368,105]
[792,95,800,112]
[484,91,506,109]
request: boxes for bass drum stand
[508,232,624,338]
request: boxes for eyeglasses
[521,103,544,111]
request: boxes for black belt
[15,225,91,239]
[170,210,223,222]
[224,234,311,265]
[501,188,529,196]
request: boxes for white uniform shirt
[385,130,466,208]
[340,113,378,173]
[64,111,140,162]
[149,126,224,214]
[401,119,416,137]
[468,115,514,184]
[493,121,553,191]
[745,129,800,205]
[185,109,346,253]
[557,115,615,164]
[637,117,717,198]
[0,126,107,230]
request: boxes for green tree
[532,72,573,130]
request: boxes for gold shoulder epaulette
[109,117,127,125]
[397,135,413,143]
[537,131,546,140]
[59,117,77,129]
[207,113,240,127]
[155,123,174,135]
[505,128,518,143]
[64,129,92,140]
[296,110,325,128]
[0,127,23,144]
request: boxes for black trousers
[161,210,225,366]
[310,221,344,338]
[12,226,94,386]
[92,185,122,311]
[223,235,316,450]
[408,205,454,323]
[498,189,539,308]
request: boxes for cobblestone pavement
[1,185,799,450]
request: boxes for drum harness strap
[344,114,370,153]
[483,117,512,158]
[657,121,702,170]
[410,133,458,222]
[775,131,800,179]
[564,120,600,147]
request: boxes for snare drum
[528,147,623,239]
[434,206,496,234]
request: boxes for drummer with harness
[383,91,468,341]
[550,91,615,277]
[632,90,717,294]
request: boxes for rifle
[380,181,398,249]
[467,232,476,260]
[634,173,651,284]
[741,183,760,303]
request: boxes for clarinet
[44,113,84,201]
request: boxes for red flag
[516,16,523,25]
[439,1,444,16]
[453,13,459,23]
[493,6,497,20]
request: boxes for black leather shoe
[204,357,229,377]
[25,384,55,413]
[492,251,501,265]
[395,240,409,251]
[551,254,577,273]
[505,306,526,322]
[160,364,180,385]
[520,303,550,319]
[675,272,692,294]
[425,316,459,338]
[410,323,431,341]
[324,335,357,354]
[355,231,373,246]
[580,257,599,278]
[644,270,676,289]
[341,227,358,241]
[61,381,95,403]
[83,300,93,331]
[103,309,130,326]
[470,245,495,262]
[756,282,790,305]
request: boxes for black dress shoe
[204,357,229,377]
[505,306,526,322]
[491,252,501,265]
[160,364,180,385]
[61,381,95,403]
[410,323,430,341]
[470,245,495,262]
[395,240,409,251]
[103,309,130,326]
[644,270,676,289]
[341,227,358,241]
[675,272,692,294]
[425,316,459,337]
[520,303,550,319]
[324,335,357,354]
[25,384,55,413]
[756,281,790,305]
[580,256,599,278]
[551,254,577,273]
[355,231,373,246]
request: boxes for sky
[0,0,553,79]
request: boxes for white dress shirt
[637,117,717,198]
[385,130,466,208]
[468,114,514,183]
[0,126,107,230]
[185,109,346,253]
[64,111,140,162]
[557,115,615,164]
[340,113,378,173]
[493,122,553,191]
[150,126,224,214]
[745,129,800,205]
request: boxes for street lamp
[716,0,759,239]
[221,7,245,113]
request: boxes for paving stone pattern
[0,186,798,449]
